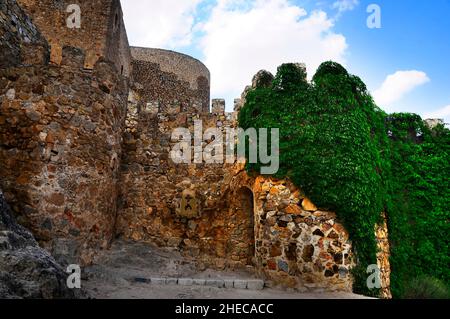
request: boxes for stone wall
[0,46,128,265]
[104,0,131,77]
[376,213,392,298]
[0,189,85,298]
[131,47,210,112]
[227,168,391,295]
[130,60,206,114]
[116,66,393,295]
[116,95,244,267]
[116,53,225,264]
[16,0,131,74]
[228,169,355,292]
[114,89,362,293]
[0,0,49,68]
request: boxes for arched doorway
[235,187,255,265]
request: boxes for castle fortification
[0,0,391,297]
[16,0,131,75]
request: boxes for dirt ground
[82,240,370,299]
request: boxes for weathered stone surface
[0,50,128,265]
[233,279,247,290]
[0,0,49,68]
[0,190,84,299]
[192,278,206,286]
[205,279,224,288]
[165,278,178,285]
[16,0,131,74]
[150,278,166,285]
[224,279,234,288]
[247,279,265,290]
[302,245,315,262]
[230,174,357,292]
[178,278,193,286]
[302,198,317,211]
[131,47,210,111]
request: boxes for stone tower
[16,0,131,75]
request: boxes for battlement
[211,98,243,115]
[211,99,225,114]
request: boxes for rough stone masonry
[0,0,392,298]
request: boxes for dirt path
[82,240,370,299]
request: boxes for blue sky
[122,0,450,123]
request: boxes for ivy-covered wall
[238,62,449,298]
[385,114,449,298]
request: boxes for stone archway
[235,187,255,265]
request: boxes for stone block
[224,279,234,289]
[247,280,265,290]
[193,278,206,286]
[150,277,166,285]
[166,278,178,285]
[205,279,224,288]
[21,43,49,66]
[178,278,193,286]
[233,280,247,289]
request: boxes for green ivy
[238,61,449,298]
[385,114,449,298]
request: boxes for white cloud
[373,71,430,108]
[199,0,348,106]
[332,0,359,13]
[424,105,450,122]
[121,0,201,48]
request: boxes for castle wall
[16,0,131,75]
[228,170,355,291]
[117,67,392,295]
[0,46,128,265]
[116,95,245,267]
[0,0,392,296]
[131,47,210,112]
[0,0,49,68]
[226,169,389,295]
[117,51,218,258]
[117,132,356,292]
